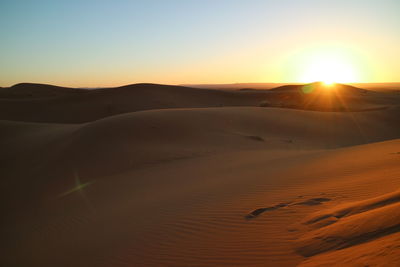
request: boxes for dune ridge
[0,82,398,123]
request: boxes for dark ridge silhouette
[0,83,85,98]
[269,82,369,94]
[182,82,290,90]
[0,83,269,123]
[0,82,398,123]
[259,82,396,112]
[11,82,71,90]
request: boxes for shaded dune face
[1,106,399,190]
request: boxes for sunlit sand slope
[0,105,399,266]
[297,190,400,266]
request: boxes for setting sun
[322,81,335,85]
[283,44,370,85]
[299,50,360,84]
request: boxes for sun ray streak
[59,170,95,210]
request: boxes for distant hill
[351,83,400,92]
[0,82,397,123]
[0,83,85,98]
[182,83,294,90]
[184,82,400,92]
[269,82,369,94]
[260,82,387,111]
[0,83,268,123]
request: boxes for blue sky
[1,0,399,87]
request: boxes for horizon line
[2,81,400,89]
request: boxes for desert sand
[1,82,399,266]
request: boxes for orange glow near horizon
[2,1,400,87]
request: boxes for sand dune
[261,82,398,111]
[186,82,400,92]
[2,106,399,192]
[1,83,399,266]
[0,83,85,98]
[0,83,268,123]
[0,82,398,123]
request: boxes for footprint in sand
[245,202,291,219]
[293,197,331,206]
[245,135,264,142]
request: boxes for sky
[1,0,399,87]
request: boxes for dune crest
[0,82,398,123]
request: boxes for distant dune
[351,82,400,92]
[1,82,399,266]
[261,82,397,111]
[182,82,293,90]
[0,82,398,123]
[0,83,85,98]
[0,83,268,123]
[185,82,400,92]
